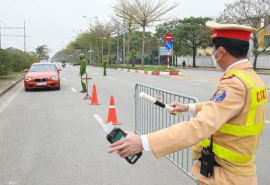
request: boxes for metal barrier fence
[135,83,200,185]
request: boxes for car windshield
[29,65,56,72]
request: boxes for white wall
[177,54,270,69]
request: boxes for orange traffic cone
[104,96,121,125]
[89,84,100,105]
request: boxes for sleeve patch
[212,89,226,103]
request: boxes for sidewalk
[175,66,270,75]
[0,76,24,97]
[175,66,270,90]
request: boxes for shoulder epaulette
[220,74,235,81]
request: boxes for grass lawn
[0,71,25,90]
[142,66,179,72]
[91,64,180,72]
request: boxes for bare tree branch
[216,0,270,70]
[111,0,178,67]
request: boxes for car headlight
[25,77,32,81]
[51,76,59,80]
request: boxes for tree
[0,49,10,76]
[104,20,115,56]
[155,19,190,67]
[0,49,39,75]
[124,16,138,52]
[125,16,138,66]
[129,31,154,52]
[95,20,106,61]
[91,21,103,63]
[106,55,113,65]
[36,45,50,59]
[178,17,212,67]
[94,55,99,63]
[216,0,270,70]
[111,16,124,64]
[10,52,26,72]
[128,50,138,67]
[112,0,179,67]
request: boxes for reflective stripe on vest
[200,139,255,163]
[218,70,267,136]
[199,70,267,163]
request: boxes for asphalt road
[0,63,269,185]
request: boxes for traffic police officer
[73,53,87,93]
[108,22,267,185]
[102,57,107,76]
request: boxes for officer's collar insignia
[220,74,235,81]
[211,33,218,39]
[212,89,226,103]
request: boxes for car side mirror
[24,69,28,72]
[58,68,62,71]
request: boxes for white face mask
[211,48,223,67]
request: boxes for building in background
[197,47,212,56]
[197,19,270,57]
[258,18,270,54]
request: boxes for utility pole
[0,22,1,50]
[24,21,26,52]
[83,16,98,63]
[0,21,30,52]
[123,18,125,64]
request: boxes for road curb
[116,68,182,75]
[175,67,270,75]
[0,76,24,97]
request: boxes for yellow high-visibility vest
[200,70,267,163]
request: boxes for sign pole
[172,45,174,66]
[165,33,173,70]
[167,49,170,70]
[158,46,160,66]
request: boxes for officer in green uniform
[102,57,107,76]
[73,53,87,93]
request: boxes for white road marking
[0,86,23,114]
[93,114,106,129]
[94,73,97,74]
[63,78,66,81]
[108,77,115,79]
[70,87,77,92]
[266,120,270,124]
[8,182,17,185]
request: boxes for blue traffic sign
[160,47,172,56]
[165,41,173,50]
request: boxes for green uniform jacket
[73,60,87,75]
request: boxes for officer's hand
[78,73,80,76]
[108,131,143,158]
[168,101,188,115]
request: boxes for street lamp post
[73,30,82,60]
[83,16,98,63]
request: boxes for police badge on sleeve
[212,89,226,103]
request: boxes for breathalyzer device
[104,122,142,164]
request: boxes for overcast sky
[0,0,237,58]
